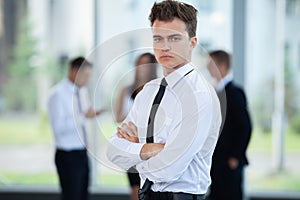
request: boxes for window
[286,0,300,17]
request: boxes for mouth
[160,55,173,59]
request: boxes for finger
[117,127,132,140]
[117,132,124,138]
[128,121,138,135]
[96,108,106,115]
[117,127,122,133]
[117,127,125,138]
[121,123,134,136]
[117,127,127,138]
[117,127,126,135]
[95,110,102,115]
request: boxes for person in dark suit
[208,50,252,200]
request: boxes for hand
[228,157,239,170]
[140,143,165,160]
[95,108,106,115]
[85,107,106,118]
[117,121,139,143]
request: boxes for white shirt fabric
[107,63,222,194]
[48,79,90,151]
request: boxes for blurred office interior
[0,0,299,199]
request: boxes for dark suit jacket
[213,81,252,166]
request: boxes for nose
[161,41,171,51]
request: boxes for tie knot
[161,78,168,87]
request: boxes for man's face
[207,57,227,81]
[207,58,219,79]
[74,67,92,87]
[152,18,197,71]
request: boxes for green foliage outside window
[4,15,37,112]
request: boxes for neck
[68,76,80,87]
[163,61,189,76]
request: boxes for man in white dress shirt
[48,57,103,200]
[107,1,221,199]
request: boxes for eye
[170,35,181,42]
[153,37,162,43]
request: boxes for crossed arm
[106,86,220,182]
[117,121,165,160]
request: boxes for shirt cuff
[107,136,146,170]
[120,141,145,170]
[128,142,145,162]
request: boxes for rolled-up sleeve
[107,134,144,170]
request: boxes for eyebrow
[153,34,182,38]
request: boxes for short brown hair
[209,50,231,70]
[69,56,92,70]
[149,0,198,38]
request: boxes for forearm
[106,134,144,170]
[140,143,164,160]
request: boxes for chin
[159,60,175,68]
[163,65,177,70]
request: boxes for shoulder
[144,78,161,87]
[226,82,247,103]
[190,70,215,93]
[49,80,67,100]
[187,71,220,105]
[49,82,61,96]
[133,78,160,101]
[226,82,245,95]
[140,78,161,92]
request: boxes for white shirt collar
[64,78,79,92]
[165,63,194,88]
[215,73,233,92]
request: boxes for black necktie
[139,78,168,199]
[146,78,168,143]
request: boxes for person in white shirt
[106,1,222,200]
[48,57,104,200]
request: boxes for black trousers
[55,149,89,200]
[210,162,244,200]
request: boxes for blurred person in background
[114,52,157,200]
[208,50,252,200]
[48,57,104,200]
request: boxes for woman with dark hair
[114,53,157,200]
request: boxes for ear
[219,63,229,76]
[190,36,197,48]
